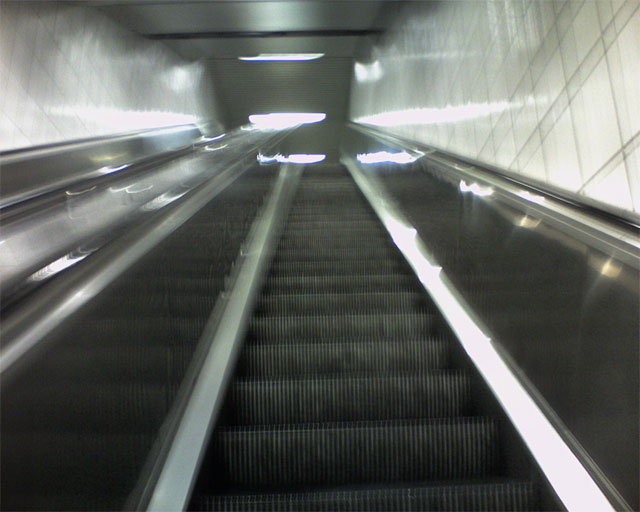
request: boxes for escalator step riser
[255,292,430,315]
[272,249,401,264]
[262,275,422,294]
[279,232,386,243]
[285,215,376,223]
[196,482,536,511]
[95,293,216,317]
[268,260,410,277]
[76,318,206,345]
[211,418,498,488]
[277,238,390,251]
[4,381,173,433]
[236,339,450,377]
[282,220,381,230]
[248,313,437,341]
[281,222,381,231]
[131,263,236,279]
[273,246,401,261]
[2,432,154,497]
[221,373,471,424]
[31,343,193,383]
[109,277,225,296]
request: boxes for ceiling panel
[96,1,388,36]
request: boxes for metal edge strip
[145,163,302,512]
[348,123,640,264]
[0,158,250,375]
[343,156,617,512]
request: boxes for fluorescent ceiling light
[258,153,326,165]
[354,60,383,83]
[283,154,326,164]
[357,151,420,165]
[249,112,326,130]
[239,53,324,61]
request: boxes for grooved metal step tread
[277,236,391,250]
[28,342,193,382]
[268,259,411,277]
[248,313,438,340]
[74,317,206,343]
[4,380,173,433]
[235,339,451,376]
[262,274,423,294]
[2,431,154,495]
[220,372,471,424]
[255,292,431,315]
[281,224,382,234]
[272,246,402,262]
[273,245,406,264]
[96,292,217,316]
[194,480,536,511]
[283,220,381,229]
[209,417,499,488]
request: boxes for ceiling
[94,1,393,59]
[94,1,400,156]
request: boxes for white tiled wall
[350,0,640,215]
[0,1,220,152]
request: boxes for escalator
[190,164,540,510]
[0,167,277,511]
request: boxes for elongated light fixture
[239,53,324,62]
[248,112,326,130]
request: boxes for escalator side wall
[341,129,639,510]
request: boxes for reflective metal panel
[0,128,281,302]
[0,124,204,208]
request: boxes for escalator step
[33,342,193,383]
[108,276,225,296]
[221,372,471,424]
[275,243,404,261]
[278,236,389,250]
[195,481,536,511]
[283,220,381,230]
[280,227,383,238]
[262,274,423,294]
[235,339,450,377]
[3,380,172,433]
[268,259,412,277]
[209,417,498,488]
[95,292,217,317]
[255,292,430,315]
[248,313,438,341]
[2,431,153,496]
[74,317,206,345]
[273,245,401,262]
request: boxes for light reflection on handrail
[459,180,494,197]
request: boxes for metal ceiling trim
[146,29,384,39]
